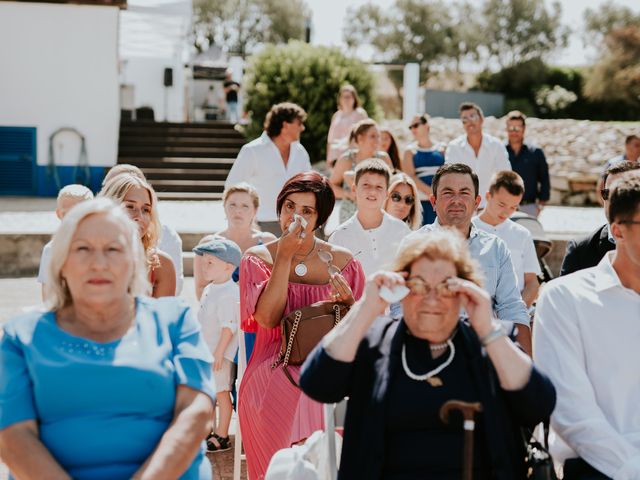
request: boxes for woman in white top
[326,84,368,168]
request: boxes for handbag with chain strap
[272,301,349,388]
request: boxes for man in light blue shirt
[401,163,531,354]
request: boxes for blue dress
[412,146,445,225]
[0,297,215,480]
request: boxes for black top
[559,223,615,276]
[223,80,240,102]
[300,318,557,480]
[506,143,551,203]
[383,330,491,479]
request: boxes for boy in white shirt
[473,171,540,307]
[38,184,94,300]
[193,238,242,453]
[329,158,411,276]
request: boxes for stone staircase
[118,120,245,200]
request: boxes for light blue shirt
[403,220,530,326]
[0,297,215,480]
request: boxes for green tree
[193,0,310,56]
[243,41,379,162]
[583,3,640,47]
[585,26,640,107]
[478,0,569,69]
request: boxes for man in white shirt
[445,102,511,208]
[473,171,540,307]
[225,102,311,236]
[534,172,640,480]
[329,159,410,276]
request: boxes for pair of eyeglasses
[600,188,610,200]
[461,113,479,124]
[507,126,523,132]
[405,277,457,299]
[318,250,341,276]
[408,121,424,130]
[390,191,415,205]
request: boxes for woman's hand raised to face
[446,278,493,339]
[276,218,306,260]
[362,270,408,318]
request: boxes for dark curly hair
[276,171,335,230]
[264,102,307,138]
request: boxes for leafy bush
[243,41,379,163]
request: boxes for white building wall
[0,1,120,171]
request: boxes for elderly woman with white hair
[0,198,216,479]
[301,228,556,479]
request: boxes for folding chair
[233,332,248,480]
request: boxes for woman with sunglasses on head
[331,119,394,223]
[385,173,423,230]
[402,114,445,226]
[380,128,402,173]
[237,171,365,480]
[300,228,556,479]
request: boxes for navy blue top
[506,143,550,203]
[0,297,215,480]
[412,147,445,188]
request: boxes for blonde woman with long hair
[100,173,176,297]
[384,173,423,231]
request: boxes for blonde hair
[222,182,260,210]
[102,164,145,187]
[98,174,161,259]
[46,198,149,310]
[385,173,423,231]
[57,184,94,202]
[348,118,377,144]
[393,228,483,287]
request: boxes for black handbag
[523,422,558,480]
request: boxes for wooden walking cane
[440,400,483,480]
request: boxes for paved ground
[0,196,605,237]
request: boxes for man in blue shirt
[604,134,640,171]
[402,163,531,354]
[505,111,550,218]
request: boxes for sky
[305,0,640,67]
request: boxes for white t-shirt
[197,279,240,362]
[225,131,311,222]
[37,241,52,284]
[158,224,184,295]
[445,133,511,208]
[329,211,411,276]
[472,216,541,292]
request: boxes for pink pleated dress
[237,254,365,480]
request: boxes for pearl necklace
[401,339,455,386]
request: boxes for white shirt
[329,211,411,276]
[472,216,540,292]
[37,241,52,284]
[445,133,511,207]
[533,252,640,479]
[158,224,184,295]
[225,131,311,222]
[197,279,240,362]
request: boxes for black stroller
[510,212,554,283]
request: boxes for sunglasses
[507,126,523,132]
[405,278,457,299]
[601,188,610,200]
[390,191,415,205]
[408,121,424,130]
[318,250,341,276]
[461,112,479,124]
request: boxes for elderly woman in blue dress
[0,198,215,480]
[301,228,556,479]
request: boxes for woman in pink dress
[238,171,365,480]
[326,84,368,168]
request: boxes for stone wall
[384,117,640,206]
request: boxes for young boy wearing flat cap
[193,238,242,453]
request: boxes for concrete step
[120,157,236,168]
[118,146,240,158]
[150,179,226,193]
[120,128,244,138]
[121,120,238,130]
[155,191,224,200]
[142,168,229,180]
[119,137,245,148]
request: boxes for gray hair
[46,197,150,310]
